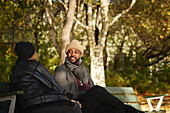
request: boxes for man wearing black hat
[11,41,82,113]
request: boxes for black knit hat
[15,42,35,62]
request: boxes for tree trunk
[90,46,106,86]
[72,0,136,86]
[87,1,109,86]
[59,0,76,65]
[44,0,61,56]
[50,29,61,55]
[42,0,76,65]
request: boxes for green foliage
[0,1,15,36]
[0,40,16,82]
[106,71,127,87]
[36,38,60,75]
[0,0,61,80]
[106,0,169,94]
[148,60,170,93]
[106,54,169,93]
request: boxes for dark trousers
[78,85,140,113]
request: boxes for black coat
[11,60,69,112]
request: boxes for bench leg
[8,95,16,113]
[147,98,154,111]
[146,96,164,112]
[0,95,16,113]
[155,96,164,111]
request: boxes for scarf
[65,58,89,84]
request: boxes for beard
[67,56,80,64]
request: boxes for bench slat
[127,103,141,110]
[0,91,24,98]
[146,110,166,113]
[105,87,141,110]
[145,94,168,98]
[105,87,135,94]
[114,95,139,103]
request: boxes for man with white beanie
[54,39,145,113]
[55,39,94,100]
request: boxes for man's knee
[90,85,105,92]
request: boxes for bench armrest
[0,91,24,98]
[144,94,168,99]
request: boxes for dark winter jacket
[11,60,70,112]
[54,58,94,100]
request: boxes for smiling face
[67,48,82,64]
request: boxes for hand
[71,100,82,108]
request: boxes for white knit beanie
[66,39,84,55]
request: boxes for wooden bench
[105,87,167,113]
[0,82,24,113]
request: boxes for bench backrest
[105,87,141,110]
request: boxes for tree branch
[109,0,136,26]
[74,17,88,29]
[58,0,88,30]
[148,54,169,66]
